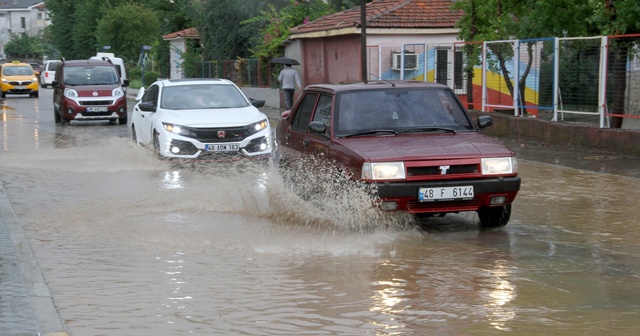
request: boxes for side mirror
[250,98,265,108]
[135,87,146,101]
[308,120,327,134]
[51,80,59,88]
[122,79,129,87]
[138,101,156,112]
[477,115,493,130]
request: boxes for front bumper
[158,131,273,160]
[61,96,127,121]
[375,176,521,214]
[1,82,38,95]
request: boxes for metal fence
[184,34,640,128]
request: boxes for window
[21,17,26,29]
[435,47,467,94]
[312,94,332,135]
[292,93,317,132]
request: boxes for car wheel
[131,125,138,143]
[1,92,5,98]
[153,132,164,158]
[53,108,61,123]
[477,204,511,228]
[119,115,128,125]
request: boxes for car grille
[188,126,254,143]
[80,100,114,106]
[8,81,32,85]
[407,164,478,176]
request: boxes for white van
[90,52,127,85]
[40,60,61,88]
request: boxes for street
[1,88,640,335]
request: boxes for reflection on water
[1,135,640,335]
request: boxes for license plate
[87,106,108,112]
[205,143,239,152]
[418,186,474,202]
[15,85,25,89]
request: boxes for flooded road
[1,90,640,335]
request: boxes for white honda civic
[130,78,272,161]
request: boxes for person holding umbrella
[273,57,302,110]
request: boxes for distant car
[130,78,272,160]
[40,60,61,88]
[274,81,521,228]
[0,61,39,98]
[30,63,42,77]
[52,59,129,125]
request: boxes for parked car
[274,81,521,228]
[30,63,42,77]
[0,61,39,98]
[130,78,272,160]
[52,58,129,125]
[40,60,61,88]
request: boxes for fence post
[482,41,487,112]
[514,42,520,116]
[599,36,608,128]
[553,37,559,122]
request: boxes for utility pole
[360,0,367,83]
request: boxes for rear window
[335,87,473,136]
[63,65,119,85]
[47,62,61,71]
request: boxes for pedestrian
[278,64,301,110]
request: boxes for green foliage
[72,0,108,59]
[96,3,161,68]
[4,34,44,59]
[243,0,333,60]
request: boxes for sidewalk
[0,183,67,335]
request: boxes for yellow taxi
[0,61,39,98]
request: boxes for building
[0,0,48,60]
[162,28,199,79]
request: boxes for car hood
[335,132,515,161]
[157,106,268,127]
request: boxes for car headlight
[481,157,518,175]
[1,78,8,83]
[64,88,78,98]
[249,119,268,133]
[362,162,406,180]
[112,87,124,97]
[31,77,37,82]
[162,123,197,137]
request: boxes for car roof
[61,59,115,67]
[157,78,235,87]
[4,61,30,67]
[305,80,450,93]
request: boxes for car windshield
[334,87,474,137]
[2,66,33,76]
[63,65,119,85]
[160,83,250,110]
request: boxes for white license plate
[205,143,239,152]
[15,85,25,89]
[87,107,108,112]
[418,186,474,202]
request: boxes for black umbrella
[270,56,300,66]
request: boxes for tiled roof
[0,0,44,9]
[162,28,199,40]
[290,0,462,36]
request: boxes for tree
[454,0,640,127]
[4,34,44,59]
[95,3,161,67]
[45,0,77,58]
[190,0,290,60]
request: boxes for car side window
[291,93,317,132]
[142,85,159,105]
[312,94,332,134]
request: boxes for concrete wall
[469,110,640,157]
[241,87,280,108]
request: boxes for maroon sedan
[274,81,520,228]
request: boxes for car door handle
[303,139,309,147]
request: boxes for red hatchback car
[274,81,521,228]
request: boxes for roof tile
[290,0,462,35]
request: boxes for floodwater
[1,91,640,335]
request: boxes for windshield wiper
[342,129,398,138]
[400,127,456,134]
